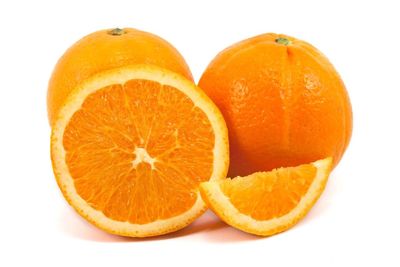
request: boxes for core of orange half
[200,158,332,236]
[51,65,229,237]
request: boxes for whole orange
[47,28,192,125]
[199,33,352,177]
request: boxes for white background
[1,0,399,266]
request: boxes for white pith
[132,147,157,169]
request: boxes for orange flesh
[220,164,317,220]
[63,79,215,224]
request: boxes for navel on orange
[200,158,332,236]
[51,65,229,237]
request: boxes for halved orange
[200,158,332,236]
[51,65,229,237]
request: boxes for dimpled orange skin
[199,33,352,177]
[47,28,193,125]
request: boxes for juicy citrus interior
[51,65,229,237]
[220,164,317,220]
[63,79,215,224]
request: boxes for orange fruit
[200,157,332,236]
[47,27,192,125]
[51,65,229,237]
[199,33,352,177]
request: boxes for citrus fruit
[51,65,229,237]
[199,33,352,177]
[47,27,192,125]
[200,157,332,236]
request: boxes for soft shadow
[59,207,227,242]
[166,210,227,237]
[203,217,264,243]
[59,189,333,243]
[59,206,133,242]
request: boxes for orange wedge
[200,158,332,236]
[51,65,229,237]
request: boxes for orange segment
[51,65,229,237]
[200,158,332,236]
[220,164,317,220]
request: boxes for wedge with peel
[200,158,333,236]
[51,65,229,237]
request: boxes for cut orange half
[51,65,229,237]
[200,158,332,236]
